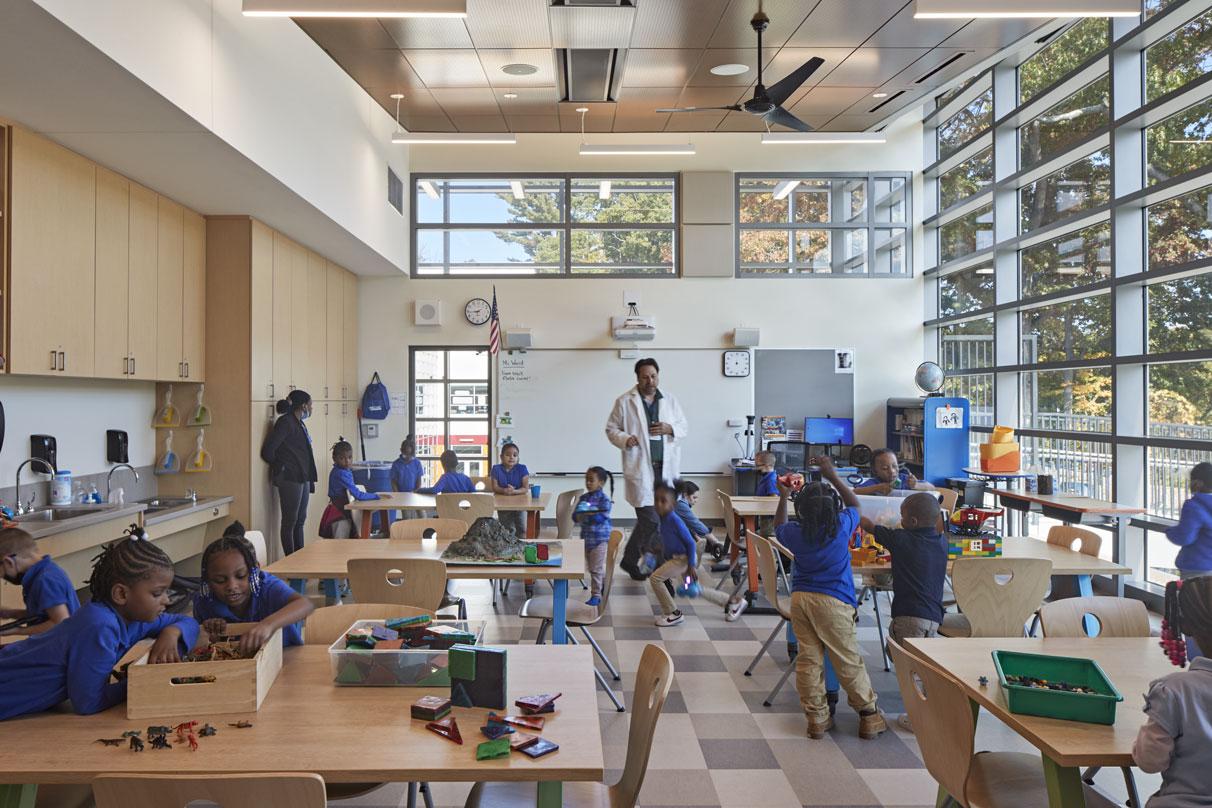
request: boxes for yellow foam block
[991,425,1016,444]
[980,441,1019,460]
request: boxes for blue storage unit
[885,397,970,486]
[351,462,394,531]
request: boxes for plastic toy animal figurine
[129,736,144,752]
[95,738,124,747]
[228,720,253,728]
[174,721,198,743]
[199,724,218,737]
[147,726,171,737]
[186,731,199,752]
[150,735,172,750]
[121,730,141,738]
[978,676,989,687]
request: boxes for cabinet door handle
[178,361,184,378]
[123,357,130,375]
[59,352,66,372]
[184,361,190,378]
[324,386,329,399]
[131,356,136,375]
[50,350,57,371]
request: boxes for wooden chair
[470,475,491,492]
[887,640,1114,808]
[934,487,959,516]
[521,530,626,711]
[743,533,797,706]
[1026,524,1105,636]
[1039,596,1150,638]
[304,603,436,646]
[93,773,326,808]
[554,488,584,540]
[389,517,468,542]
[436,492,496,524]
[713,490,747,595]
[347,558,449,612]
[245,529,269,566]
[939,558,1052,638]
[463,644,674,808]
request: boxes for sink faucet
[106,464,140,502]
[14,458,55,515]
[185,488,198,503]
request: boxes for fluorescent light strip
[599,180,612,200]
[579,144,696,156]
[761,132,886,145]
[243,0,465,16]
[419,181,439,200]
[913,0,1137,17]
[510,181,525,200]
[393,133,517,145]
[772,180,800,201]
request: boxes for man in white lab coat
[605,358,689,580]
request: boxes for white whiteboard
[497,350,753,475]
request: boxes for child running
[775,455,886,740]
[574,467,614,607]
[0,535,201,719]
[0,527,79,635]
[194,521,314,652]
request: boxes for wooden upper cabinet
[155,196,184,382]
[271,232,294,396]
[94,167,130,380]
[290,244,309,393]
[126,184,158,381]
[250,220,274,400]
[342,270,358,400]
[307,250,328,398]
[9,128,96,376]
[325,262,344,402]
[181,209,205,381]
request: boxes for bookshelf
[885,397,970,486]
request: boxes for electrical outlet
[362,423,378,439]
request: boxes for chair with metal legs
[742,533,799,706]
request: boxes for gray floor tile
[698,737,781,769]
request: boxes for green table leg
[0,784,37,808]
[935,786,953,807]
[1042,754,1086,807]
[536,781,562,808]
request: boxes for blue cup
[530,484,541,498]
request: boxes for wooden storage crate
[126,623,283,719]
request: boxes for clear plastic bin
[328,619,485,687]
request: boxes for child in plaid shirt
[574,467,614,607]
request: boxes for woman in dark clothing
[260,390,317,556]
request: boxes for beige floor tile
[689,712,764,739]
[709,769,802,807]
[770,738,880,806]
[858,768,944,806]
[646,714,710,769]
[637,769,722,806]
[676,672,751,714]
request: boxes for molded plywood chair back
[93,773,326,808]
[1046,524,1102,557]
[555,488,584,540]
[470,475,491,492]
[244,530,268,567]
[934,487,959,516]
[304,603,436,646]
[436,492,495,524]
[347,557,448,612]
[941,557,1052,638]
[389,517,468,542]
[1039,596,1150,638]
[750,534,791,620]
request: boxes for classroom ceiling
[298,0,1051,133]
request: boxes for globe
[915,361,945,395]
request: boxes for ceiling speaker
[414,299,442,326]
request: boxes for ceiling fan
[656,10,824,132]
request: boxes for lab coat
[605,386,688,508]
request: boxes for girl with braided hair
[193,521,313,653]
[0,532,202,719]
[1134,575,1212,806]
[774,455,886,741]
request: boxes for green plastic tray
[991,650,1123,725]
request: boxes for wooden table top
[851,536,1131,577]
[905,637,1167,768]
[348,492,553,513]
[728,496,779,517]
[264,538,587,581]
[993,490,1145,516]
[0,645,603,785]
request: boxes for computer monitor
[805,417,854,446]
[766,441,809,473]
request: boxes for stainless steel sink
[136,496,199,514]
[15,507,114,523]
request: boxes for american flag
[488,286,501,356]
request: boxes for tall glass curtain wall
[921,0,1212,590]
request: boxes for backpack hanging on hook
[360,372,391,421]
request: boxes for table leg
[1041,754,1087,808]
[1075,575,1097,636]
[743,516,760,596]
[289,579,305,595]
[536,781,562,808]
[527,510,539,539]
[0,784,36,808]
[1114,517,1126,597]
[360,511,373,539]
[551,579,568,645]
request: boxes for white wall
[357,117,926,518]
[0,378,156,488]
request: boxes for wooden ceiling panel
[398,113,456,132]
[380,17,473,49]
[465,0,551,48]
[433,87,501,114]
[448,114,510,132]
[790,86,879,118]
[324,49,425,91]
[630,0,729,48]
[941,18,1049,48]
[505,114,561,132]
[614,86,683,115]
[612,114,673,132]
[707,0,813,49]
[559,101,617,133]
[494,86,561,114]
[403,50,489,87]
[664,111,727,131]
[674,85,746,109]
[884,48,994,89]
[716,111,768,131]
[477,49,557,87]
[760,47,852,90]
[367,86,446,116]
[685,48,759,86]
[296,19,398,51]
[621,49,703,88]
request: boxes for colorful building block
[411,695,452,721]
[515,692,561,715]
[475,738,511,760]
[450,645,508,710]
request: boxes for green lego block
[475,738,511,760]
[523,544,539,564]
[449,644,477,681]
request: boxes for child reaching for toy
[1134,575,1212,806]
[0,526,79,636]
[194,521,314,653]
[775,455,886,740]
[0,534,203,719]
[489,442,531,537]
[853,449,918,495]
[575,467,614,607]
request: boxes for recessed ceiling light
[872,92,889,98]
[502,63,539,76]
[710,63,750,76]
[502,92,518,99]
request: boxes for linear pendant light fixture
[761,132,886,145]
[913,0,1138,17]
[392,132,517,145]
[243,0,466,17]
[576,107,695,156]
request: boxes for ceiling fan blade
[763,106,814,132]
[766,56,825,107]
[654,105,742,113]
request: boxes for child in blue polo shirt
[854,448,919,495]
[1166,462,1212,579]
[328,440,381,538]
[775,456,886,741]
[0,527,79,635]
[391,435,425,494]
[575,466,614,607]
[419,451,475,495]
[754,451,779,497]
[489,442,531,537]
[194,521,314,650]
[0,535,201,719]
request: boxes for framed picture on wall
[834,349,854,374]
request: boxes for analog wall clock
[722,350,751,377]
[464,298,491,326]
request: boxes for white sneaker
[896,714,914,733]
[654,612,684,627]
[725,598,748,622]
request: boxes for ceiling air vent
[915,52,969,84]
[868,91,905,113]
[549,0,634,101]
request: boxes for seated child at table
[1134,575,1212,807]
[418,450,475,495]
[574,466,614,607]
[1166,461,1212,579]
[775,456,886,740]
[327,439,381,538]
[194,521,314,651]
[391,434,425,500]
[853,448,919,496]
[649,484,747,627]
[0,527,79,636]
[754,451,779,497]
[489,442,531,538]
[0,535,202,719]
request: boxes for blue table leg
[322,577,339,604]
[536,781,562,808]
[1076,574,1097,636]
[552,579,568,645]
[289,579,305,594]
